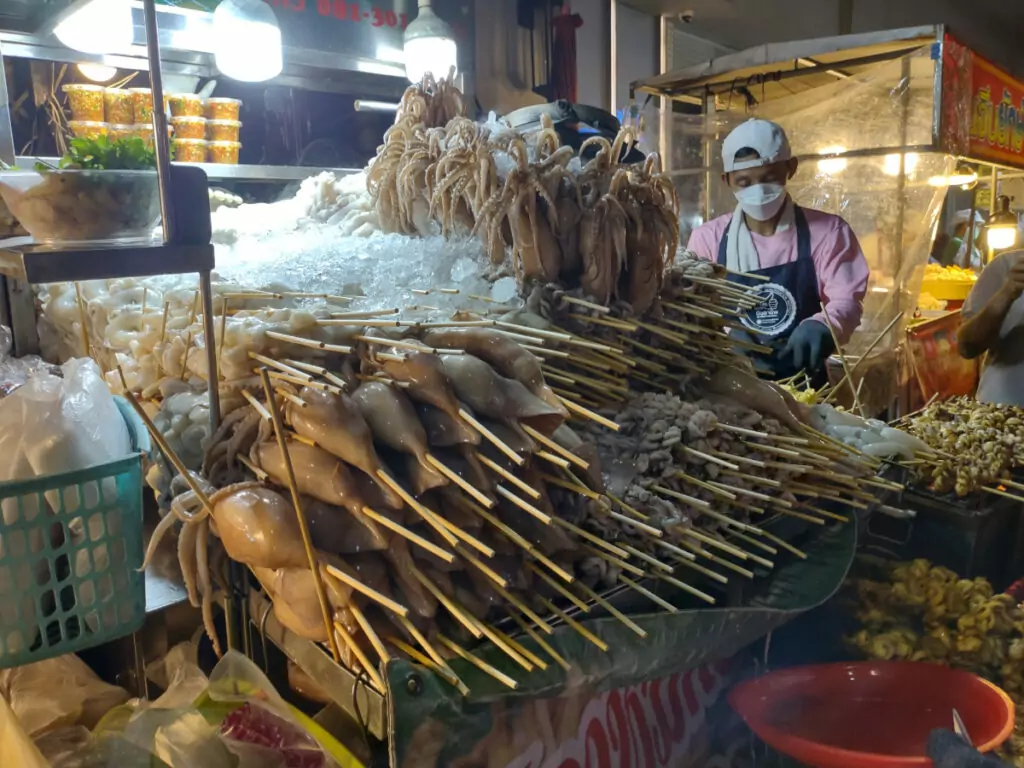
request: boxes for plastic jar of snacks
[206,119,241,142]
[108,124,135,141]
[133,124,172,149]
[68,121,109,140]
[205,98,242,121]
[167,93,204,118]
[170,116,207,140]
[63,84,105,122]
[103,89,134,125]
[207,141,241,164]
[129,88,155,123]
[172,138,208,163]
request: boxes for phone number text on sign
[267,0,409,28]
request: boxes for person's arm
[684,220,720,262]
[959,255,1024,359]
[808,221,869,344]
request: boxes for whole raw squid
[379,352,478,445]
[287,388,403,509]
[422,328,566,417]
[705,368,809,433]
[253,438,384,519]
[440,353,564,434]
[351,381,446,492]
[305,497,388,554]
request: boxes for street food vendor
[958,249,1024,406]
[940,209,985,269]
[687,119,869,383]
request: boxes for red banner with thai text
[968,52,1024,168]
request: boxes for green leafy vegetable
[39,136,158,172]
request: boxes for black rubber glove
[928,729,1009,768]
[779,319,835,373]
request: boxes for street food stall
[1,8,1023,766]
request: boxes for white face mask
[734,183,787,221]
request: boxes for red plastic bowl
[729,661,1015,768]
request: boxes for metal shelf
[0,238,214,284]
[17,158,359,183]
[249,591,386,739]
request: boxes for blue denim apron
[716,206,823,381]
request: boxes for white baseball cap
[722,118,792,172]
[952,209,985,226]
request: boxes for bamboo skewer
[654,572,716,605]
[159,301,171,349]
[495,485,553,524]
[257,369,341,662]
[218,298,229,380]
[265,330,353,355]
[425,453,494,508]
[507,610,571,670]
[619,575,679,613]
[409,566,482,639]
[249,353,314,381]
[673,555,730,584]
[462,500,574,583]
[537,595,609,651]
[240,389,274,421]
[681,446,741,470]
[574,578,649,638]
[375,469,459,547]
[475,453,541,499]
[621,544,673,572]
[359,506,455,563]
[488,622,548,671]
[558,397,621,431]
[276,388,309,410]
[236,453,268,481]
[324,562,409,617]
[437,633,519,690]
[493,582,554,634]
[526,562,591,613]
[348,601,391,664]
[74,282,91,357]
[580,545,645,576]
[459,409,524,465]
[268,371,343,394]
[536,450,572,469]
[561,295,612,313]
[471,617,534,672]
[334,621,385,693]
[757,529,808,560]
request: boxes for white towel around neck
[725,197,796,275]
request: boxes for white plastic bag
[0,357,133,647]
[0,653,130,738]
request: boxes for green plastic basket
[0,397,148,669]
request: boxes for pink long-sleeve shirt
[687,208,870,344]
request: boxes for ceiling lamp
[213,0,283,83]
[882,152,919,177]
[404,0,458,84]
[54,0,133,55]
[77,63,118,83]
[928,162,978,189]
[986,195,1019,251]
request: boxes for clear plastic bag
[105,651,337,768]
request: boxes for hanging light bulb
[77,63,118,83]
[404,0,458,84]
[54,0,133,55]
[816,146,848,175]
[986,196,1019,252]
[213,0,283,83]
